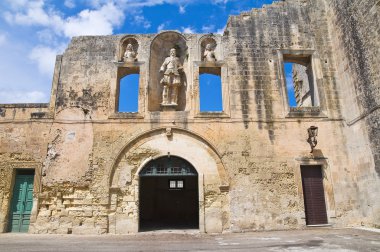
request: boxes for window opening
[169,180,177,189]
[177,180,184,188]
[118,73,139,112]
[283,55,318,107]
[199,67,222,112]
[169,180,184,189]
[284,62,297,107]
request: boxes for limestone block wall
[326,0,380,174]
[54,35,119,120]
[0,119,49,232]
[324,0,380,227]
[224,0,338,122]
[222,0,379,228]
[0,104,50,120]
[0,0,379,234]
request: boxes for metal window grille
[140,157,197,177]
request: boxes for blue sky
[0,0,288,104]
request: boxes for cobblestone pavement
[0,228,379,252]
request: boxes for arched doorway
[108,127,229,234]
[139,156,199,231]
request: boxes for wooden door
[9,172,34,232]
[301,166,328,225]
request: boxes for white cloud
[3,1,64,38]
[29,46,60,76]
[217,25,226,34]
[133,15,151,29]
[0,90,47,103]
[37,29,58,44]
[86,0,106,8]
[8,1,52,26]
[212,0,230,4]
[86,0,190,9]
[157,23,166,32]
[63,3,124,37]
[181,26,196,33]
[64,0,76,9]
[4,1,124,37]
[286,74,294,89]
[0,40,53,104]
[202,24,215,33]
[201,24,225,34]
[179,5,186,14]
[0,1,126,103]
[0,34,6,46]
[4,0,29,10]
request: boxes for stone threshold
[306,224,332,227]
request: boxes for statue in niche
[203,43,216,62]
[123,43,137,62]
[159,48,183,106]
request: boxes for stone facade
[0,0,379,234]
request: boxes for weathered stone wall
[0,0,379,234]
[0,104,50,120]
[324,0,380,227]
[0,119,49,232]
[54,36,118,120]
[326,0,380,174]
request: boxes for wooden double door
[8,170,35,232]
[139,176,199,230]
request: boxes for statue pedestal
[161,103,177,112]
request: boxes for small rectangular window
[283,54,319,108]
[199,67,223,112]
[116,66,140,114]
[177,180,184,188]
[118,73,139,112]
[168,180,184,189]
[169,180,177,189]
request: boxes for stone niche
[148,31,188,112]
[200,36,218,62]
[118,36,139,62]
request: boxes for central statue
[159,48,183,106]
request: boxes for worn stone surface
[0,228,379,252]
[0,0,379,234]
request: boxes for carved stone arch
[107,127,229,234]
[148,31,189,111]
[108,127,228,188]
[118,36,139,62]
[200,35,218,61]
